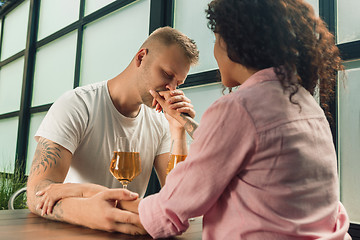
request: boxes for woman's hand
[150,89,198,139]
[117,198,141,214]
[36,183,108,216]
[151,89,195,128]
[152,90,195,117]
[79,189,146,235]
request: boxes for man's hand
[152,90,195,132]
[36,183,108,216]
[75,189,146,235]
[150,89,199,139]
[152,89,195,119]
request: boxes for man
[26,27,199,232]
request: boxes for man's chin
[147,103,156,109]
[143,99,155,109]
[143,89,165,109]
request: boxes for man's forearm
[28,182,85,224]
[28,180,109,221]
[27,179,57,215]
[43,197,84,224]
[38,196,92,226]
[81,183,109,198]
[27,179,67,222]
[31,189,144,234]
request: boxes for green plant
[0,170,27,210]
[0,0,11,8]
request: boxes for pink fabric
[139,68,351,239]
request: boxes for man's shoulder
[50,82,106,116]
[73,81,107,96]
[57,81,108,106]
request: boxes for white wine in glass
[109,137,141,189]
[166,139,188,175]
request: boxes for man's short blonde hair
[142,26,199,65]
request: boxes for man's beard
[141,91,156,108]
[141,89,166,109]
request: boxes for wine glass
[166,139,188,175]
[166,139,195,221]
[109,137,141,189]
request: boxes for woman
[38,0,351,239]
[132,0,350,238]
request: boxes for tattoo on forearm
[38,200,64,221]
[34,179,56,193]
[51,201,64,220]
[29,138,62,176]
[180,113,198,139]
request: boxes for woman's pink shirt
[139,68,351,239]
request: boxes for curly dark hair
[206,0,343,124]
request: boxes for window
[32,31,77,106]
[0,0,29,61]
[337,0,360,44]
[338,60,360,224]
[336,0,360,235]
[85,0,116,16]
[37,0,80,41]
[174,0,217,74]
[0,117,19,173]
[80,0,150,86]
[0,57,24,114]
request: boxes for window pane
[305,0,319,15]
[0,0,29,61]
[85,0,116,16]
[26,112,47,175]
[37,0,80,40]
[338,61,360,223]
[32,31,77,107]
[306,0,319,104]
[337,0,360,44]
[0,57,24,114]
[80,0,150,86]
[0,117,18,173]
[182,83,223,142]
[174,0,217,74]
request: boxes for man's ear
[135,48,148,67]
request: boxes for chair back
[8,187,27,210]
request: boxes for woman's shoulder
[201,91,254,127]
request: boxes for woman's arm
[136,98,257,238]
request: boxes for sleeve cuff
[139,194,188,239]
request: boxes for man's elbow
[26,186,38,214]
[27,198,36,214]
[26,178,43,215]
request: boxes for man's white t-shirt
[35,81,171,197]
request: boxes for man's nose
[166,81,177,91]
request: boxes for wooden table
[0,209,202,240]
